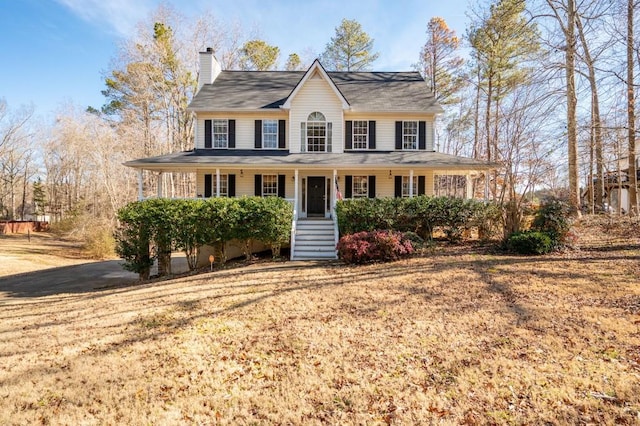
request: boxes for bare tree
[627,0,638,213]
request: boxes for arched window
[301,111,332,152]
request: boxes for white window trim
[403,120,418,151]
[402,176,418,198]
[214,174,229,197]
[352,175,368,198]
[213,119,229,149]
[306,112,330,152]
[262,174,278,197]
[352,120,368,150]
[262,119,278,149]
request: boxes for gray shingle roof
[125,149,494,171]
[188,71,444,113]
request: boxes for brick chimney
[198,47,221,91]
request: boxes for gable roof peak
[281,59,350,110]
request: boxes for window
[303,112,331,152]
[214,174,228,197]
[213,119,228,148]
[263,120,278,148]
[262,174,278,197]
[402,176,418,197]
[353,176,368,198]
[352,120,368,150]
[403,121,418,150]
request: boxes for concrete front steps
[291,218,338,260]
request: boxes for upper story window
[213,119,228,148]
[403,121,418,150]
[262,174,278,197]
[352,120,368,150]
[353,176,368,198]
[301,112,332,152]
[263,120,278,149]
[402,176,418,197]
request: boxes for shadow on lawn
[2,243,638,388]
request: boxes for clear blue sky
[0,0,470,117]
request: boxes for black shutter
[228,119,236,148]
[254,175,262,196]
[368,121,376,149]
[418,176,426,195]
[419,121,426,150]
[278,174,286,198]
[345,120,353,150]
[255,120,262,148]
[345,175,353,199]
[394,176,402,198]
[228,174,236,197]
[204,174,212,197]
[368,176,376,198]
[204,120,212,148]
[278,120,286,149]
[395,121,402,150]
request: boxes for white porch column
[466,173,473,199]
[332,169,337,210]
[484,171,490,201]
[294,169,299,217]
[157,172,163,198]
[409,169,414,198]
[138,170,143,201]
[216,168,220,197]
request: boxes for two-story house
[125,48,493,260]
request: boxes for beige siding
[289,75,344,154]
[193,112,435,152]
[195,112,288,150]
[338,170,435,198]
[342,114,437,152]
[196,169,295,199]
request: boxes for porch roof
[125,149,496,172]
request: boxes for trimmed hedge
[115,197,292,279]
[336,196,500,242]
[507,231,553,255]
[337,230,414,264]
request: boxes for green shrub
[336,196,500,243]
[254,196,293,257]
[114,197,294,276]
[507,231,553,255]
[532,198,572,248]
[337,230,414,264]
[402,231,426,250]
[115,202,153,280]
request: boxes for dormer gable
[281,59,350,110]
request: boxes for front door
[307,177,326,216]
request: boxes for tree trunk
[566,0,581,215]
[575,13,604,212]
[485,73,494,200]
[627,0,638,214]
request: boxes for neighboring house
[125,48,493,260]
[601,154,640,214]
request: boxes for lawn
[0,217,639,424]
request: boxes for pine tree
[240,40,280,71]
[417,17,465,105]
[321,19,380,71]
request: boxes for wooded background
[1,0,638,234]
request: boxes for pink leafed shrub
[337,230,414,264]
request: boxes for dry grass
[1,218,639,424]
[0,233,90,277]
